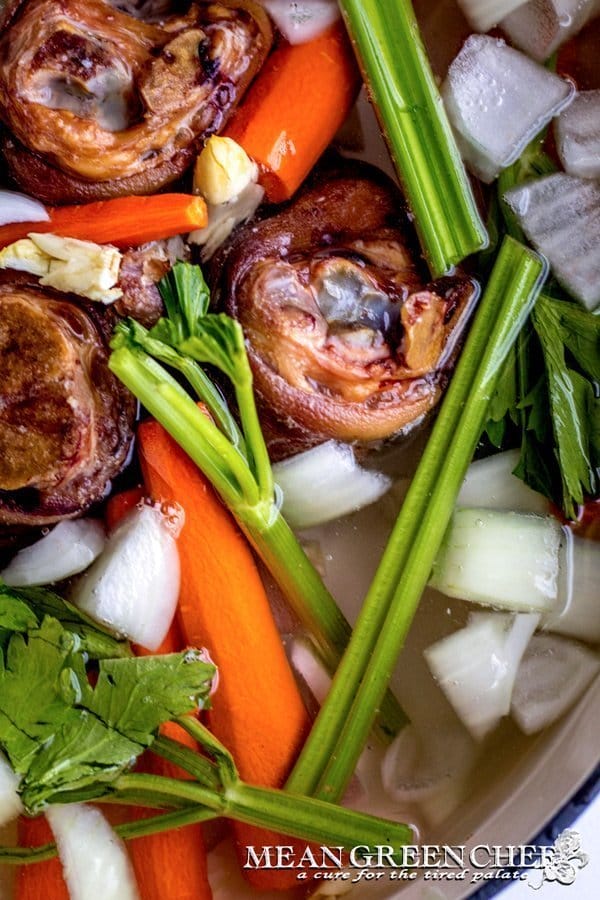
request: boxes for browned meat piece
[116,237,189,326]
[0,0,272,203]
[210,166,478,458]
[0,272,135,527]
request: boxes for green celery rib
[111,340,406,741]
[339,0,487,276]
[287,237,546,800]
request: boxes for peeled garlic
[194,135,258,205]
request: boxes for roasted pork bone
[0,275,135,527]
[0,0,272,203]
[211,168,478,458]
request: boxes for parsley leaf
[0,583,131,660]
[483,136,600,519]
[0,589,216,813]
[531,295,600,518]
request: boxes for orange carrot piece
[224,23,361,202]
[0,194,207,250]
[16,816,68,900]
[122,718,213,900]
[104,486,145,533]
[137,418,311,889]
[128,611,213,898]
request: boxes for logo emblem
[528,829,589,890]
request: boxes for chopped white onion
[457,450,550,515]
[46,803,140,900]
[425,612,539,740]
[0,189,49,226]
[555,90,600,179]
[429,508,564,614]
[289,635,331,704]
[0,751,23,827]
[511,633,600,734]
[457,0,528,32]
[442,34,574,182]
[381,722,476,803]
[274,440,392,530]
[543,534,600,643]
[1,519,106,587]
[503,173,600,310]
[260,1,340,44]
[501,0,600,63]
[70,503,181,651]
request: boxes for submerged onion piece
[274,441,392,529]
[457,450,550,514]
[71,503,181,651]
[1,519,106,586]
[511,632,600,734]
[0,751,22,827]
[261,0,340,44]
[46,803,140,900]
[429,508,564,613]
[457,0,528,32]
[503,173,600,310]
[381,722,477,804]
[0,189,49,226]
[543,534,600,643]
[555,90,600,179]
[443,34,573,182]
[425,612,539,740]
[211,166,477,457]
[289,634,332,704]
[501,0,600,62]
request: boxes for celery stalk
[4,720,413,864]
[339,0,488,276]
[286,237,546,800]
[110,265,407,740]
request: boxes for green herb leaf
[20,651,214,810]
[83,652,214,746]
[180,314,250,387]
[0,588,216,812]
[155,261,211,344]
[531,295,600,518]
[0,583,131,659]
[0,617,81,775]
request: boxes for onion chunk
[504,173,600,310]
[71,502,181,651]
[511,633,600,734]
[501,0,600,62]
[46,803,140,900]
[1,519,106,587]
[0,189,49,226]
[555,90,600,180]
[425,612,539,740]
[273,441,391,529]
[443,34,574,182]
[260,1,340,44]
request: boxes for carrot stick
[120,714,213,900]
[104,486,145,533]
[137,418,311,890]
[104,510,213,900]
[0,194,207,250]
[15,816,68,900]
[223,23,361,202]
